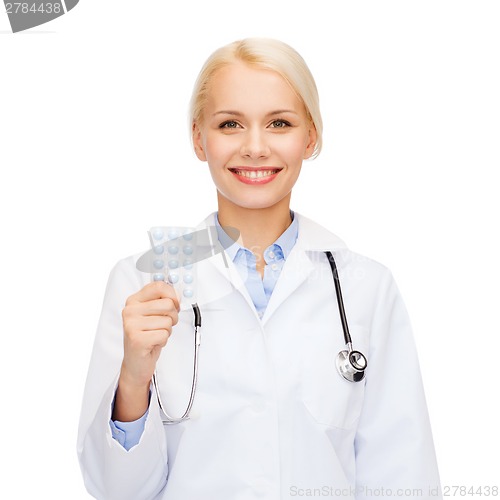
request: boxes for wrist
[118,364,152,393]
[112,370,151,422]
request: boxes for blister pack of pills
[148,226,197,308]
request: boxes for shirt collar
[214,211,299,263]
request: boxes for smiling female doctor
[77,38,442,500]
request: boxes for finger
[141,298,179,324]
[122,299,179,326]
[127,281,180,310]
[125,329,171,351]
[139,329,171,349]
[126,315,173,334]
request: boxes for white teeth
[232,169,278,178]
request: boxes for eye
[219,120,240,129]
[270,119,291,128]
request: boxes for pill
[168,273,179,284]
[152,229,164,240]
[153,245,164,255]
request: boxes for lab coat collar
[293,213,347,252]
[195,212,347,324]
[196,212,347,252]
[214,210,299,263]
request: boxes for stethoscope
[324,251,368,383]
[153,250,367,424]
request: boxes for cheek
[203,134,234,163]
[278,135,309,163]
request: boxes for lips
[228,167,283,185]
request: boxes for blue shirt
[215,211,298,318]
[111,211,299,450]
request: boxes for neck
[217,193,293,252]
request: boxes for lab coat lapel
[203,247,259,315]
[261,214,348,324]
[260,244,315,324]
[195,213,260,317]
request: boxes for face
[193,62,317,211]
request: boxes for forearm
[112,369,151,422]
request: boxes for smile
[228,167,282,185]
[231,169,280,178]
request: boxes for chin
[227,195,289,211]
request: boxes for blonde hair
[189,37,323,158]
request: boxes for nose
[239,128,271,159]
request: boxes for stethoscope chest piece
[336,347,367,383]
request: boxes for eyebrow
[212,109,299,118]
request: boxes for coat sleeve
[354,269,442,500]
[77,256,168,500]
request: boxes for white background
[1,1,499,498]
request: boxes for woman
[78,38,442,499]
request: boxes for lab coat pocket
[300,325,369,430]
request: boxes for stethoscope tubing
[325,251,352,346]
[153,303,201,424]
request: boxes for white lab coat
[77,212,442,500]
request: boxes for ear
[303,124,318,160]
[192,122,207,161]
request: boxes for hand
[113,281,180,422]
